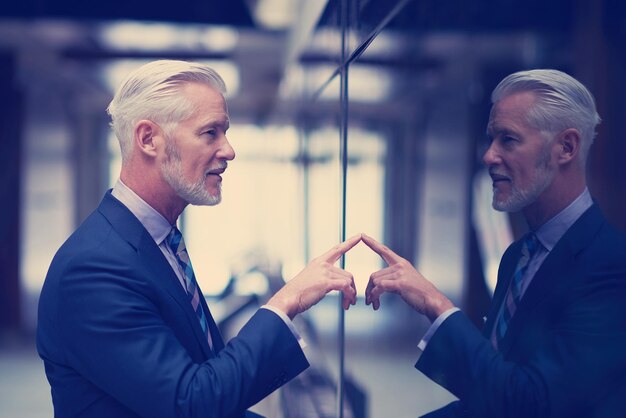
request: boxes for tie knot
[523,233,540,259]
[167,227,185,255]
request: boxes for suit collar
[534,188,593,252]
[556,201,604,256]
[97,190,147,250]
[111,179,173,246]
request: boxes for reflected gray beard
[161,144,221,206]
[493,146,554,212]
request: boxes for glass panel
[294,2,422,416]
[301,113,345,417]
[342,1,460,417]
[275,1,348,414]
[317,0,416,61]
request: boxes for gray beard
[160,152,221,206]
[493,149,554,212]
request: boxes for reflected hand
[362,233,454,322]
[267,234,361,319]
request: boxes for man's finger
[350,279,357,305]
[362,233,402,265]
[341,287,356,309]
[321,234,362,263]
[365,268,386,305]
[368,279,395,310]
[329,265,354,278]
[365,275,375,305]
[327,276,356,307]
[333,273,358,308]
[368,289,381,310]
[369,266,395,281]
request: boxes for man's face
[483,91,557,212]
[160,82,235,206]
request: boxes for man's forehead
[487,111,527,134]
[199,113,230,127]
[488,94,534,126]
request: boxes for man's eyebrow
[486,124,516,136]
[199,117,230,131]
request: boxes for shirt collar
[111,179,175,245]
[534,188,593,252]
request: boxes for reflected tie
[493,233,539,349]
[167,227,213,349]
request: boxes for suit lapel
[97,191,215,359]
[483,242,522,338]
[196,290,226,352]
[139,234,217,358]
[497,204,604,353]
[497,241,574,353]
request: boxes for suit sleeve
[416,311,549,417]
[53,250,309,418]
[416,258,626,418]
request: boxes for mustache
[213,161,228,171]
[488,168,510,180]
[206,161,228,175]
[489,168,508,177]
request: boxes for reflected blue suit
[417,204,626,417]
[37,191,309,418]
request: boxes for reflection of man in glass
[37,60,360,418]
[363,69,626,417]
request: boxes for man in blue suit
[362,70,626,417]
[37,60,360,418]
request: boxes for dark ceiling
[1,0,624,125]
[0,0,255,25]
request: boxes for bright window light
[200,27,239,52]
[253,0,296,29]
[100,22,182,50]
[184,124,304,295]
[107,132,122,188]
[100,21,238,52]
[348,65,392,102]
[298,64,392,103]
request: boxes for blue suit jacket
[37,191,309,418]
[417,204,626,418]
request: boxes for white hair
[491,69,601,165]
[107,60,226,162]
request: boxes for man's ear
[556,128,581,165]
[134,120,162,158]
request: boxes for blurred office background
[1,0,625,417]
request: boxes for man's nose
[482,143,500,166]
[220,137,235,161]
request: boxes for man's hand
[362,233,454,322]
[267,234,361,319]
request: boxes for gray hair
[107,60,226,162]
[491,69,601,165]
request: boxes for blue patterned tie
[167,227,213,349]
[493,233,539,349]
